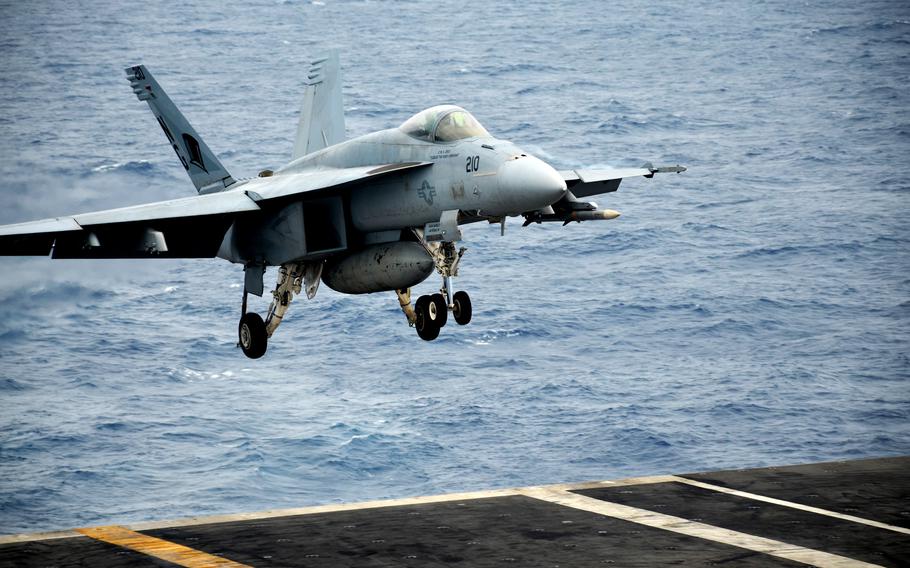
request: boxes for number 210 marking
[466,155,480,173]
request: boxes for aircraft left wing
[0,161,432,259]
[561,164,686,198]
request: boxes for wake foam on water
[88,160,157,175]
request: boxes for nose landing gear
[452,290,472,326]
[411,289,471,341]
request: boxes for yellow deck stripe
[668,475,910,535]
[521,487,883,568]
[76,525,250,568]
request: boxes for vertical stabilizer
[125,65,236,194]
[292,51,345,159]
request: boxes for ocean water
[0,0,908,535]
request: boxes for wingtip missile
[645,164,687,178]
[562,209,621,225]
[585,209,620,220]
[524,208,622,226]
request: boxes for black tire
[239,312,268,359]
[453,291,472,326]
[429,293,448,328]
[415,295,440,341]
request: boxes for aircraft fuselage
[246,128,567,236]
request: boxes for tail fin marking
[125,65,235,194]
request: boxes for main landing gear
[397,232,473,341]
[238,261,322,359]
[238,311,267,359]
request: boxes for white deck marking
[669,475,910,536]
[127,487,520,532]
[0,488,522,544]
[520,487,884,568]
[0,487,520,544]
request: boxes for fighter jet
[0,53,685,358]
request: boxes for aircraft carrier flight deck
[1,456,907,567]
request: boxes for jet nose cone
[498,155,567,211]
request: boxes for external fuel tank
[321,241,433,294]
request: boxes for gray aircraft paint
[0,52,684,354]
[322,242,433,295]
[0,59,679,266]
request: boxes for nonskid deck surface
[1,457,907,567]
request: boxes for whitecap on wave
[89,160,155,174]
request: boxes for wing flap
[0,217,82,236]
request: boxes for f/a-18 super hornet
[0,53,685,358]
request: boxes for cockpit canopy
[399,105,491,143]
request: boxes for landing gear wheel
[415,295,440,341]
[429,293,448,327]
[239,312,268,359]
[452,291,472,325]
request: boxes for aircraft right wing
[0,189,261,259]
[0,161,431,259]
[560,164,686,198]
